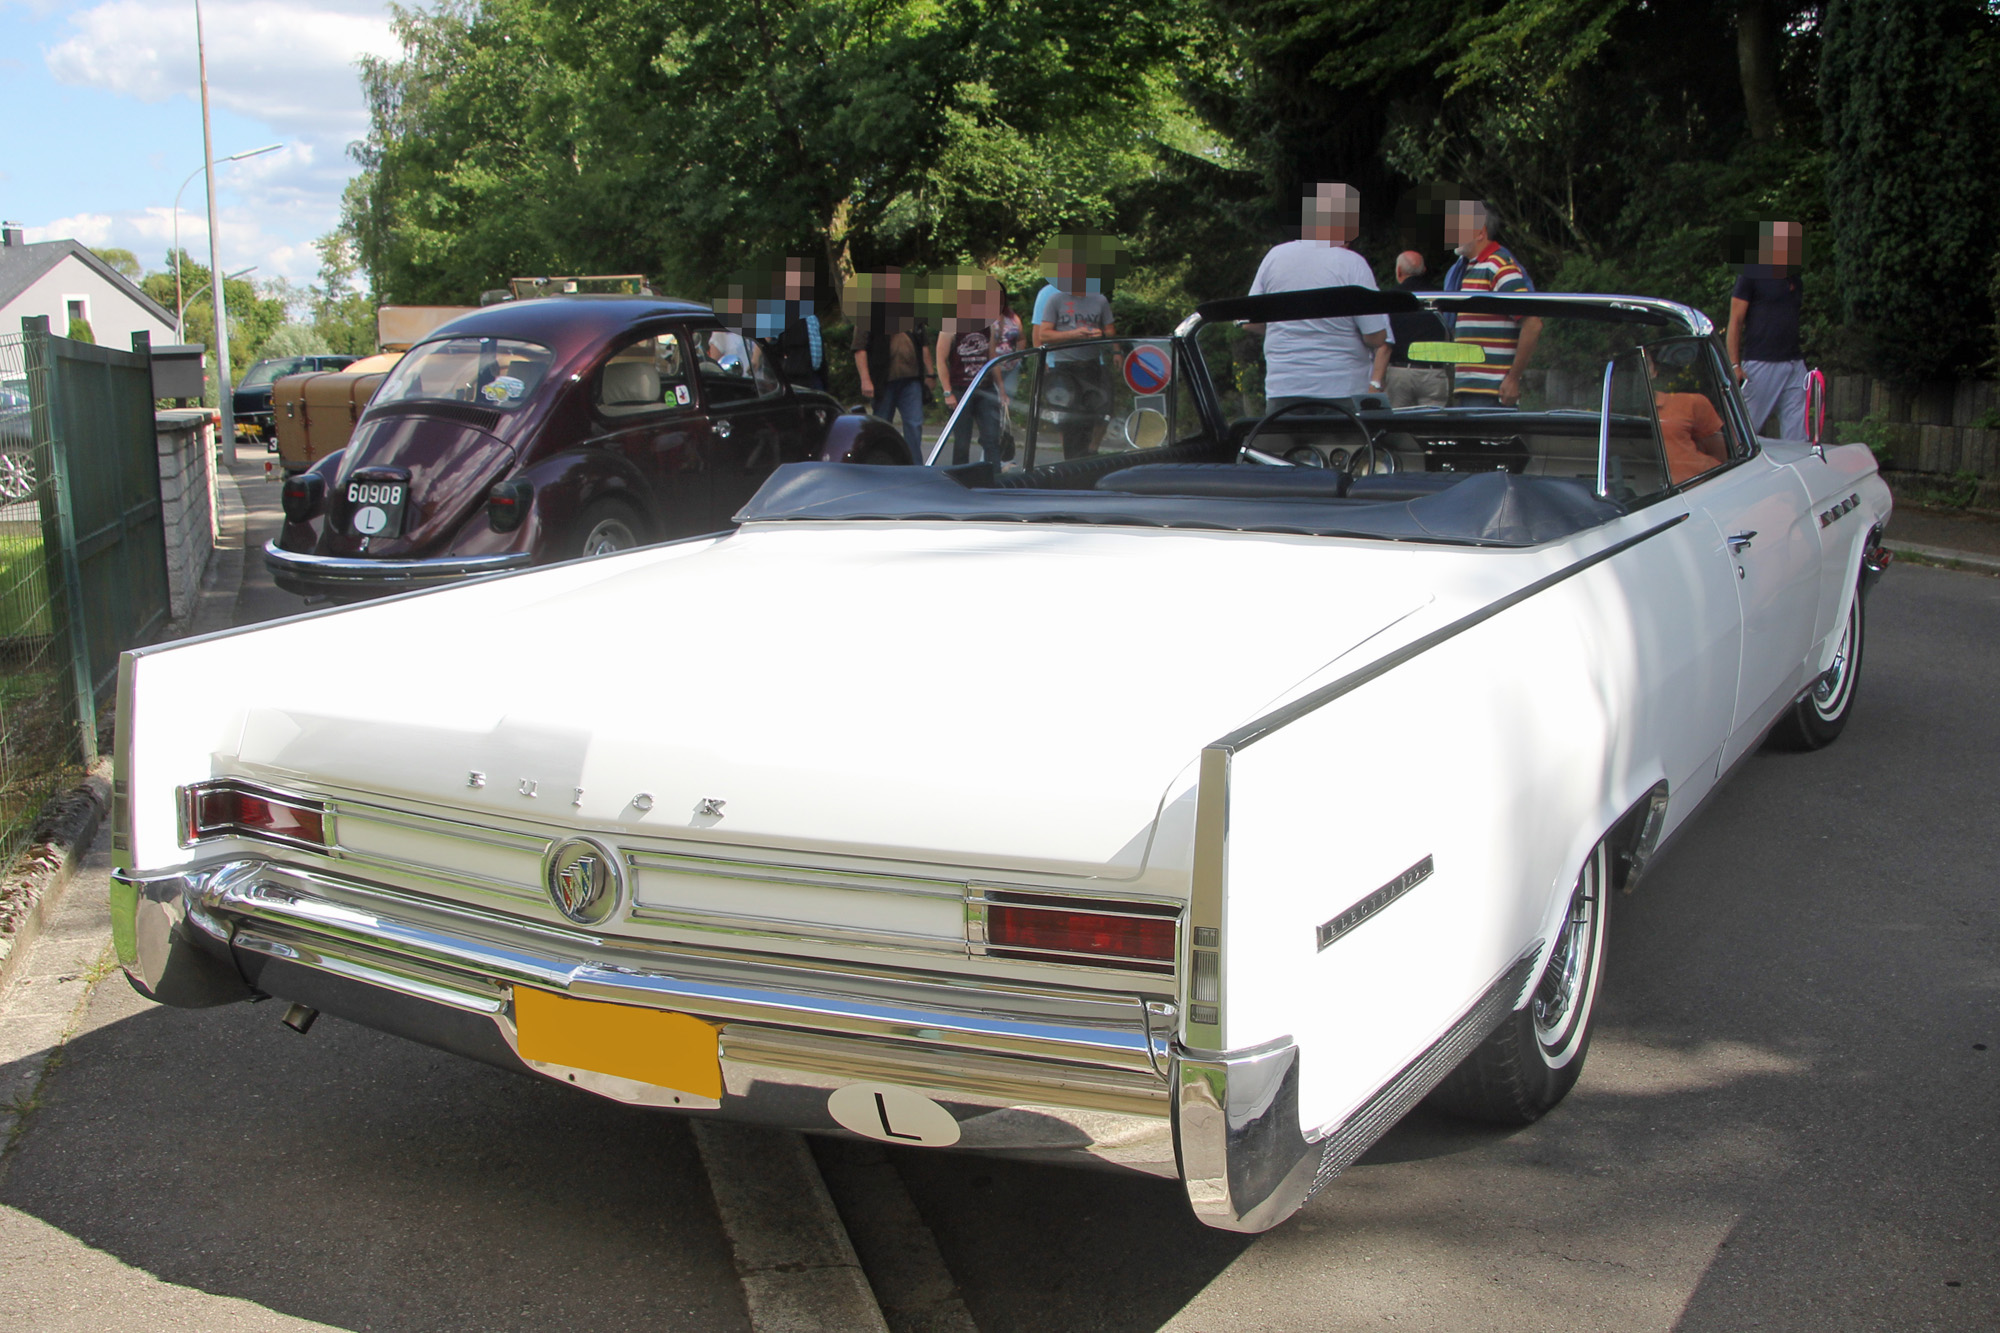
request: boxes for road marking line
[692,1121,892,1333]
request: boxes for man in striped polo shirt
[1444,201,1542,407]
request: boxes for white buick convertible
[113,289,1889,1232]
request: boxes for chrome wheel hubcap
[1533,847,1605,1063]
[582,519,635,557]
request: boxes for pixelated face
[782,257,814,301]
[1040,234,1126,294]
[1303,184,1360,242]
[1443,200,1484,249]
[1763,222,1802,268]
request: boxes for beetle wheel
[574,502,644,559]
[1425,840,1610,1125]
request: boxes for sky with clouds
[0,0,401,292]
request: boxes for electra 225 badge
[545,839,624,926]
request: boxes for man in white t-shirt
[1247,183,1390,408]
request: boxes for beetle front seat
[601,361,663,411]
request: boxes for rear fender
[275,448,346,552]
[506,449,658,555]
[819,413,915,465]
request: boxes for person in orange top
[1655,390,1728,483]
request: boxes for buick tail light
[979,892,1178,973]
[181,781,328,850]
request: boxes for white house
[0,227,178,351]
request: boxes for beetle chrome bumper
[111,857,1491,1232]
[264,541,535,599]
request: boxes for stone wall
[154,410,217,623]
[1824,373,2000,478]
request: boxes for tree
[91,247,142,281]
[309,230,378,356]
[1820,0,2000,378]
[343,0,1202,309]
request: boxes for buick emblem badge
[545,838,623,926]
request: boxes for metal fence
[0,330,83,867]
[0,320,172,872]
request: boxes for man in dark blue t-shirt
[1727,221,1805,437]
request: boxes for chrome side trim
[263,541,535,584]
[1174,949,1537,1233]
[1211,514,1692,752]
[1305,951,1537,1198]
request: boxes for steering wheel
[1238,398,1380,475]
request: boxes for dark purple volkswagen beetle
[267,297,907,600]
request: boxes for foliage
[1820,0,2000,379]
[308,233,379,356]
[1893,469,1984,509]
[90,248,142,281]
[257,324,336,357]
[64,319,94,346]
[343,0,1207,308]
[328,0,2000,396]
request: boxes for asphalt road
[0,449,1993,1330]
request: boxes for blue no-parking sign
[1122,344,1172,396]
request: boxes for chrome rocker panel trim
[1174,950,1539,1232]
[263,540,534,595]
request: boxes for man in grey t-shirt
[1247,183,1390,406]
[1034,237,1120,458]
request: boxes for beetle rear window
[373,338,555,411]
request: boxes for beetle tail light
[487,478,534,532]
[980,892,1178,973]
[280,474,325,523]
[182,782,328,850]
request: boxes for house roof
[0,239,179,329]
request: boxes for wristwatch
[1368,378,1384,391]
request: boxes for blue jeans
[873,378,926,461]
[945,386,1004,465]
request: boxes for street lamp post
[172,144,279,340]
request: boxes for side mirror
[1804,368,1826,459]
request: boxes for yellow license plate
[513,986,721,1099]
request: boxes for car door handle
[1726,530,1756,554]
[714,419,733,439]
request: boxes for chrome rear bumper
[112,857,1510,1232]
[263,541,534,599]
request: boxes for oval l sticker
[827,1083,961,1147]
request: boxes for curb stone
[0,762,111,1002]
[1881,540,2000,576]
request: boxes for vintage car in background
[264,297,909,601]
[116,289,1890,1233]
[232,354,357,443]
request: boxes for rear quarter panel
[1219,509,1715,1134]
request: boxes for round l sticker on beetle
[827,1083,961,1146]
[352,506,388,535]
[1123,344,1172,395]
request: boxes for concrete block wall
[154,410,216,623]
[1826,373,2000,478]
